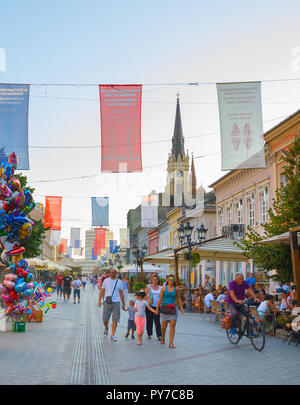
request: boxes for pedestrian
[144,274,162,341]
[91,274,98,290]
[72,275,82,304]
[125,300,136,339]
[56,271,64,298]
[134,291,156,345]
[62,271,73,303]
[99,270,109,289]
[82,274,87,290]
[98,268,125,342]
[246,273,256,289]
[122,274,129,305]
[155,274,184,349]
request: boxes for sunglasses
[168,277,175,281]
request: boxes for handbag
[105,279,118,304]
[146,285,153,306]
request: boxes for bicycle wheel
[249,320,265,352]
[226,318,242,345]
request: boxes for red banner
[93,228,106,255]
[44,196,62,230]
[99,84,142,173]
[59,238,68,254]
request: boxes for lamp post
[177,222,208,312]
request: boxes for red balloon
[10,290,19,300]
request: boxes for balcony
[222,224,245,240]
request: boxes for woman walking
[122,274,129,305]
[145,274,162,340]
[155,275,184,349]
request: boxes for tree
[236,134,300,283]
[1,173,48,259]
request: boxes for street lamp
[177,222,208,312]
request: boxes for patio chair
[210,300,217,322]
[214,300,222,323]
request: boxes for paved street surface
[0,284,299,385]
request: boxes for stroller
[283,307,300,346]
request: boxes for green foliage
[236,134,300,283]
[132,281,146,292]
[191,252,200,267]
[14,173,34,194]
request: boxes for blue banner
[92,248,98,260]
[109,240,118,253]
[0,84,30,169]
[91,197,109,226]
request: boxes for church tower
[166,95,190,197]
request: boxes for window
[226,204,233,225]
[260,187,269,224]
[247,194,255,226]
[218,207,223,235]
[280,173,287,187]
[236,199,243,224]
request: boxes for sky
[1,0,300,251]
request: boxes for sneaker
[229,328,236,335]
[158,336,162,341]
[104,329,108,336]
[78,302,80,304]
[131,335,135,339]
[73,302,76,304]
[125,332,129,338]
[111,336,118,342]
[147,336,151,340]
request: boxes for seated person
[282,283,290,294]
[216,287,228,311]
[258,288,266,303]
[257,294,278,319]
[245,289,260,307]
[204,288,218,309]
[279,292,293,311]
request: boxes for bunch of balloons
[32,282,57,314]
[0,259,35,316]
[0,152,35,264]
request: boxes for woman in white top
[257,295,278,318]
[144,274,162,340]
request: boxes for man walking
[72,275,82,304]
[62,271,73,303]
[56,271,64,298]
[98,268,125,341]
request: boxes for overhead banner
[66,246,72,259]
[141,194,158,228]
[92,248,98,260]
[50,230,61,247]
[70,227,80,248]
[74,240,82,256]
[94,228,106,256]
[120,228,130,248]
[0,84,30,170]
[44,196,62,230]
[59,238,68,254]
[99,84,142,173]
[109,240,118,254]
[216,81,265,170]
[91,197,109,226]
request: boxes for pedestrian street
[0,284,299,385]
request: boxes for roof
[143,248,187,265]
[171,96,185,160]
[254,231,300,246]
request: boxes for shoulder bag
[105,279,118,304]
[159,287,177,315]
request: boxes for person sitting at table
[245,289,260,307]
[257,294,278,319]
[204,288,218,310]
[216,287,228,312]
[282,283,290,294]
[259,288,266,303]
[279,292,293,311]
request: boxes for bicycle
[226,310,265,352]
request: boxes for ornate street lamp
[177,221,208,312]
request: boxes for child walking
[134,291,156,345]
[125,300,136,339]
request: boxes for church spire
[171,94,185,161]
[191,153,197,199]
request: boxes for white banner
[217,82,265,170]
[119,228,130,248]
[50,230,61,247]
[141,194,158,228]
[70,227,81,248]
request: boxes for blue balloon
[26,273,33,280]
[23,288,34,297]
[16,278,24,284]
[15,282,26,293]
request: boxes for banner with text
[70,227,81,248]
[109,240,118,254]
[59,238,68,254]
[0,84,30,169]
[44,196,62,230]
[216,82,265,170]
[94,228,106,256]
[119,228,130,248]
[50,230,61,247]
[91,197,109,226]
[99,84,142,173]
[141,194,158,228]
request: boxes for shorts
[63,287,71,296]
[82,282,86,287]
[57,285,63,292]
[127,319,136,331]
[73,289,80,298]
[103,302,121,323]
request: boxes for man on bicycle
[227,273,260,335]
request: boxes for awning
[143,248,187,265]
[254,232,300,246]
[186,238,250,262]
[121,263,164,273]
